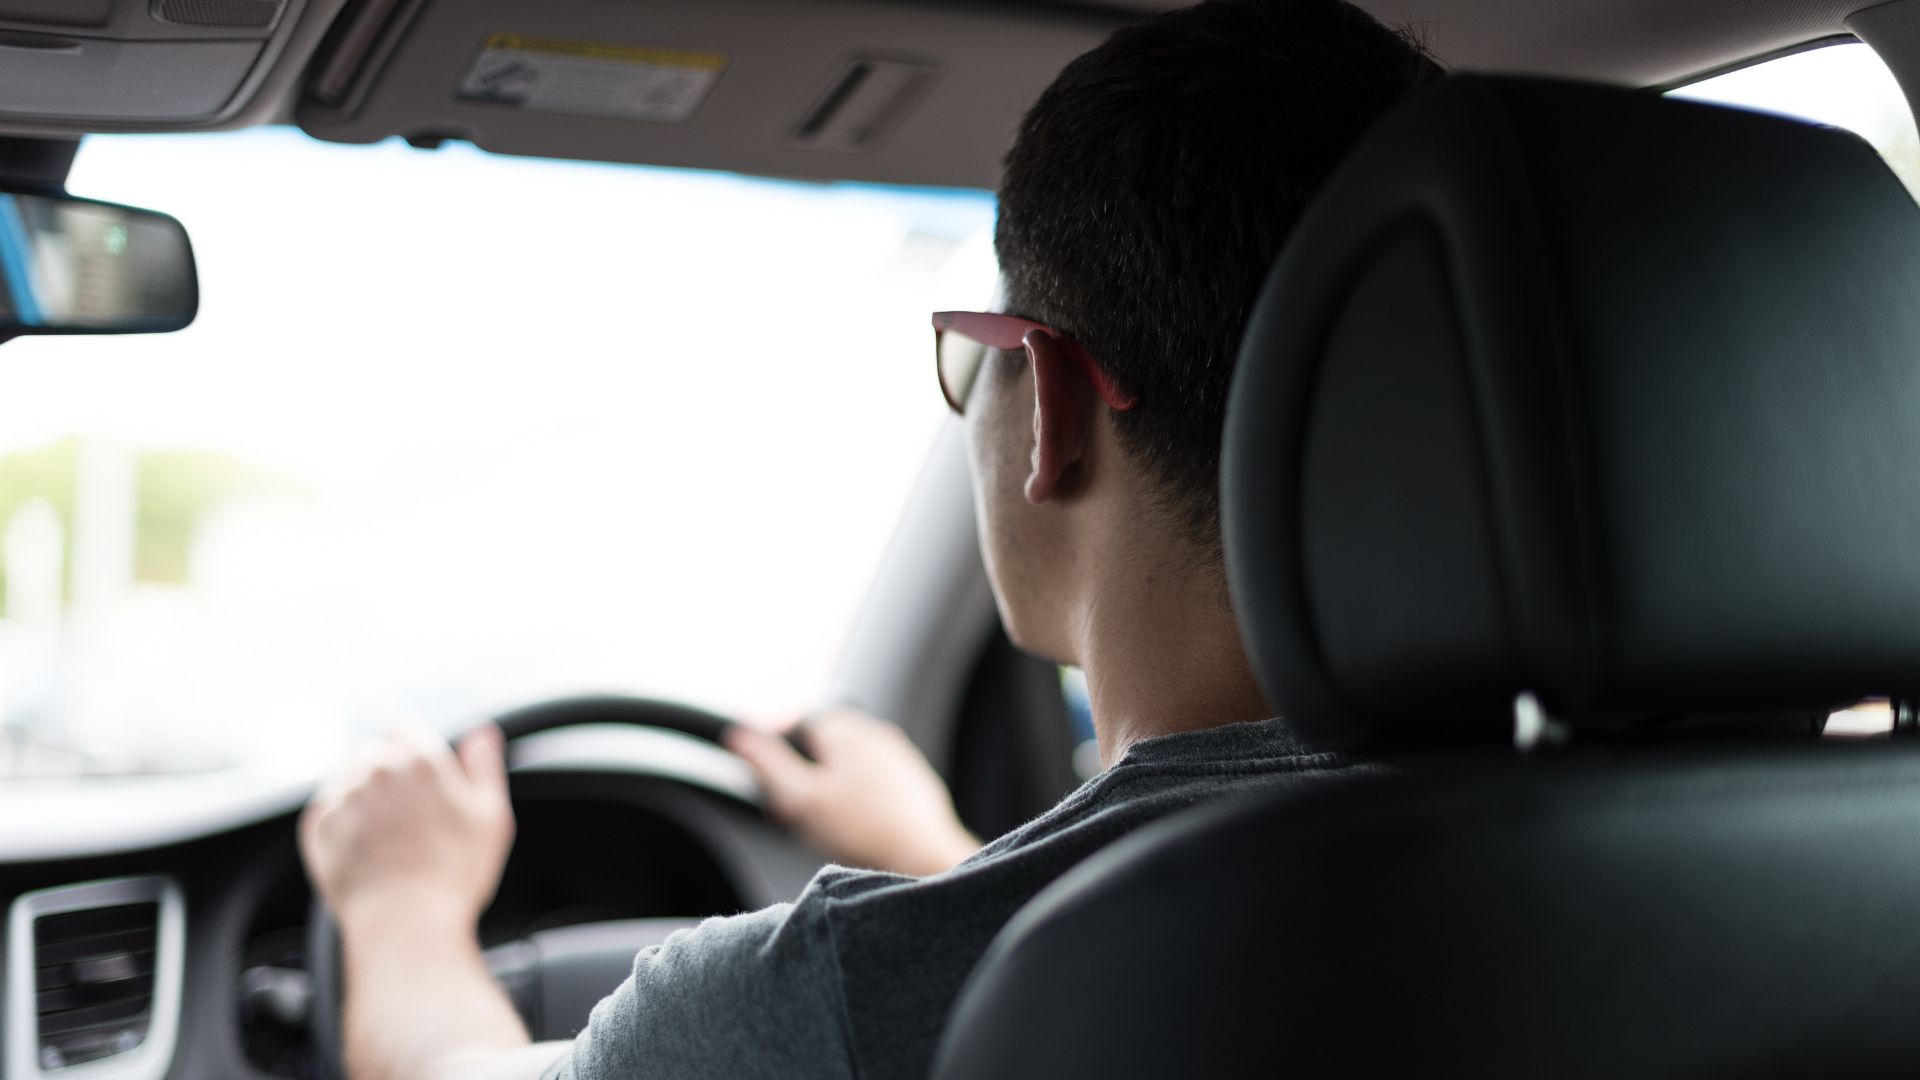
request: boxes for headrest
[1223,75,1920,748]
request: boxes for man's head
[964,0,1442,663]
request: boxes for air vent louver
[32,902,159,1069]
[8,877,182,1080]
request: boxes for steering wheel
[305,696,807,1079]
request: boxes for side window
[1061,667,1100,779]
[1668,41,1920,199]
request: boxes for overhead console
[297,0,1129,189]
[0,0,326,129]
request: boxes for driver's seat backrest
[932,75,1920,1079]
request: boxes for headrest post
[1514,693,1570,753]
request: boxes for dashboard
[0,727,826,1080]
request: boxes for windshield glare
[0,130,997,781]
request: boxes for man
[298,3,1444,1077]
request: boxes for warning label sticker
[456,33,727,124]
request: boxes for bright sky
[0,129,997,775]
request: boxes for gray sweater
[542,715,1350,1080]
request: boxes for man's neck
[1075,547,1274,768]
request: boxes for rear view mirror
[0,190,197,338]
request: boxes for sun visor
[297,0,1126,189]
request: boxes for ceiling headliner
[1102,0,1872,84]
[0,0,1894,188]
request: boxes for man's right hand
[726,709,981,877]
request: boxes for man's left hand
[299,724,516,933]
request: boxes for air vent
[34,902,158,1067]
[151,0,283,31]
[791,55,936,152]
[7,878,184,1080]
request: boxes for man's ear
[1023,329,1094,505]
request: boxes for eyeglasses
[932,311,1138,416]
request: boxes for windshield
[0,130,996,780]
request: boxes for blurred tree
[135,449,292,585]
[0,439,79,609]
[0,437,296,608]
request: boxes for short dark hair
[996,0,1442,552]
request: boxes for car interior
[2,0,1920,1077]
